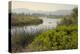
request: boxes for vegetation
[26,7,78,51]
[11,14,43,26]
[26,25,77,51]
[60,8,78,25]
[11,31,42,52]
[11,7,78,52]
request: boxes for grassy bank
[11,14,43,26]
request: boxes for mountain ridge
[12,8,72,16]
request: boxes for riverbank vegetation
[11,14,43,26]
[11,31,42,52]
[11,7,78,52]
[26,7,78,51]
[26,25,77,51]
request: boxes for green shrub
[27,25,78,51]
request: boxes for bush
[27,25,78,51]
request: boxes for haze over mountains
[12,8,72,16]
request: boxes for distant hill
[12,8,72,16]
[50,10,72,16]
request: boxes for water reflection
[11,17,61,35]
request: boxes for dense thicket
[27,25,77,51]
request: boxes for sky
[12,1,77,12]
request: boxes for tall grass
[11,27,47,52]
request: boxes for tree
[71,7,78,18]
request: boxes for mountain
[50,10,72,16]
[12,8,72,16]
[12,8,34,14]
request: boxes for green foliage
[60,7,78,25]
[11,7,78,52]
[26,7,78,51]
[27,25,78,51]
[71,7,78,18]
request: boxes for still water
[11,17,61,35]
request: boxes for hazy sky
[12,1,77,12]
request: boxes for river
[11,17,61,35]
